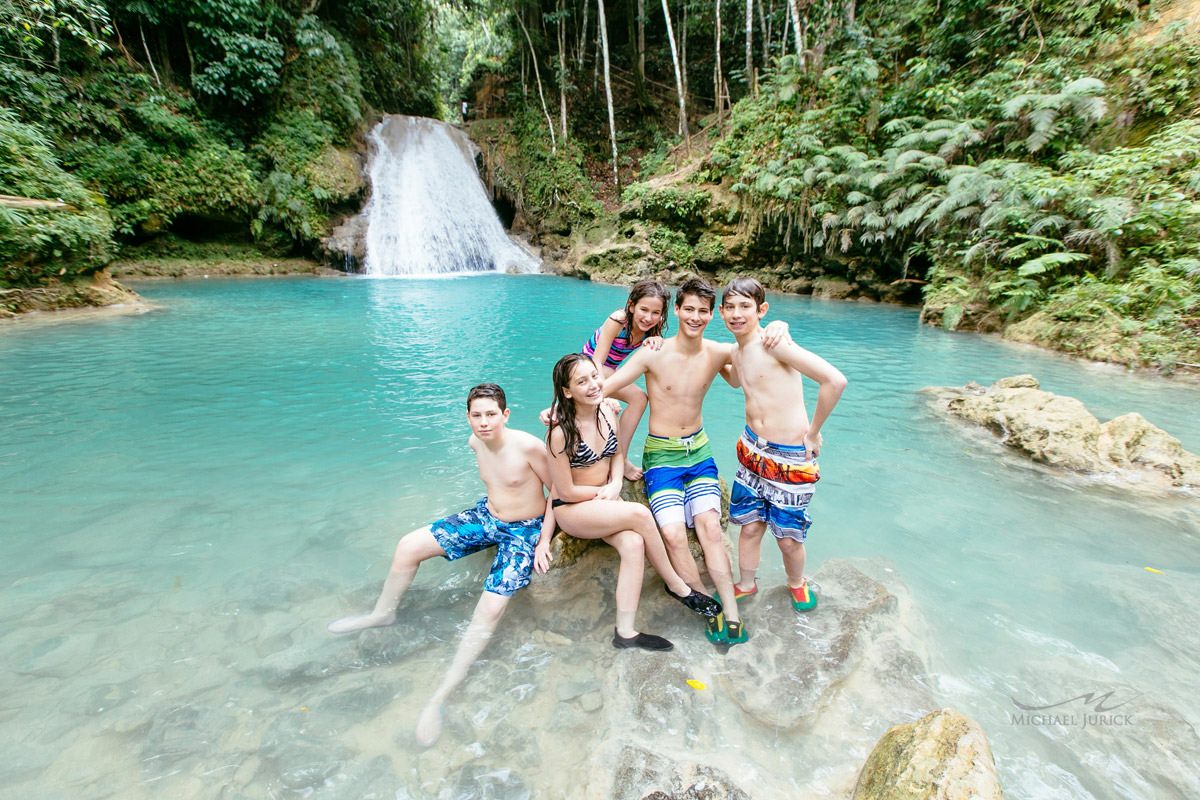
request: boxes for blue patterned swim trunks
[430,498,544,596]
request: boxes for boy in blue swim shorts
[327,383,554,746]
[719,277,846,613]
[605,278,790,646]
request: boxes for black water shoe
[665,585,721,618]
[612,628,674,651]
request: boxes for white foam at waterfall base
[362,116,539,276]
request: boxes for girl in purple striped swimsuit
[581,279,670,480]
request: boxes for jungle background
[1,0,1198,369]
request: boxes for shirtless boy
[327,383,554,746]
[603,277,786,646]
[719,277,846,612]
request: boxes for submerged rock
[611,745,751,800]
[924,375,1200,493]
[852,709,1003,800]
[721,561,899,731]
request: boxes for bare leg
[415,591,509,746]
[693,511,739,624]
[327,526,446,634]
[778,538,808,588]
[736,520,768,592]
[605,531,646,637]
[658,521,705,591]
[555,500,695,598]
[610,383,648,480]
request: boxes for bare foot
[623,462,643,481]
[326,611,396,634]
[415,701,444,747]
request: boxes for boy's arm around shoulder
[711,341,741,388]
[602,344,652,396]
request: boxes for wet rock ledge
[924,375,1200,494]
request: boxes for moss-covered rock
[0,270,140,318]
[852,709,1003,800]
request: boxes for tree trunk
[681,3,688,97]
[846,0,856,25]
[759,0,770,66]
[637,0,645,81]
[139,19,161,87]
[788,0,803,67]
[515,11,556,152]
[597,0,619,187]
[183,23,196,86]
[661,0,689,145]
[714,0,723,118]
[745,0,754,92]
[558,0,569,141]
[579,0,589,69]
[781,0,790,57]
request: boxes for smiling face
[720,293,768,336]
[675,292,714,339]
[467,397,509,440]
[630,296,665,334]
[564,359,604,407]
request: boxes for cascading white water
[361,115,539,276]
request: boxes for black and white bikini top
[569,410,618,469]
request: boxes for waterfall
[360,116,539,276]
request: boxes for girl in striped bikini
[580,279,671,480]
[536,353,720,650]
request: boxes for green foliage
[59,81,257,236]
[646,224,694,269]
[0,107,113,285]
[252,110,362,242]
[621,184,711,225]
[323,0,440,116]
[278,15,364,140]
[483,110,601,232]
[0,0,112,64]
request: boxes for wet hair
[624,279,670,339]
[675,276,716,311]
[722,276,766,307]
[547,353,591,458]
[467,383,507,412]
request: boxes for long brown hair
[547,353,591,458]
[623,279,670,343]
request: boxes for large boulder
[547,477,731,569]
[924,375,1200,493]
[852,709,1003,800]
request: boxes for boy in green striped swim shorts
[604,277,789,646]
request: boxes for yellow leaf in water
[686,679,706,691]
[1144,567,1164,574]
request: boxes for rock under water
[924,374,1200,494]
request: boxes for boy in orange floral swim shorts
[719,277,847,612]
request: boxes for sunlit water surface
[1,275,1197,799]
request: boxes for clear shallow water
[1,275,1198,798]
